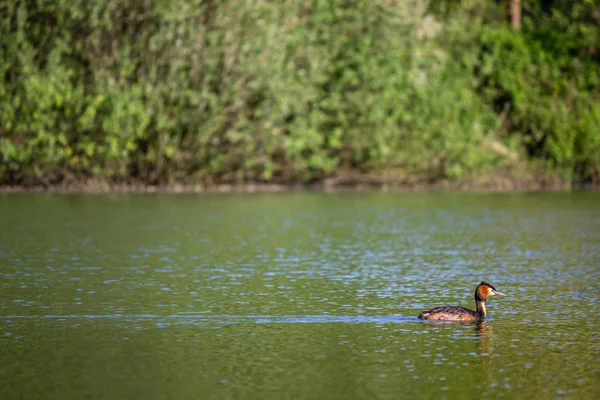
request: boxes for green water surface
[1,192,599,399]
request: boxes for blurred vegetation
[1,0,598,187]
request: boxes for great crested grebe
[418,281,506,321]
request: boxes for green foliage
[0,0,598,186]
[466,0,600,183]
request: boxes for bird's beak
[492,289,506,296]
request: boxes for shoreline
[1,177,596,194]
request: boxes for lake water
[1,192,599,399]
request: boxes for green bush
[0,0,598,186]
[462,0,600,183]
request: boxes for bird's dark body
[418,305,481,321]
